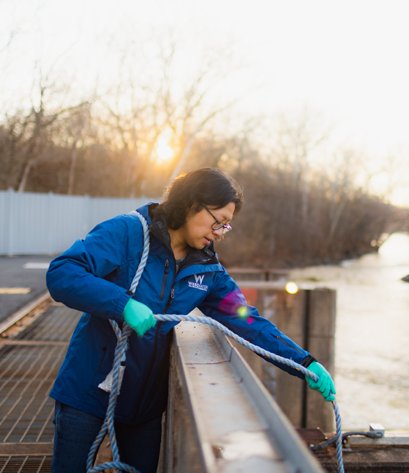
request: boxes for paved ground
[0,255,54,322]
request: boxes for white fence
[0,189,155,256]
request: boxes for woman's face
[181,202,236,250]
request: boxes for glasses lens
[206,207,232,234]
[212,223,232,233]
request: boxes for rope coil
[87,211,345,473]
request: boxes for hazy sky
[1,0,409,204]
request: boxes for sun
[154,127,175,163]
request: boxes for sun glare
[285,281,299,295]
[155,128,175,163]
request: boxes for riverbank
[289,233,409,431]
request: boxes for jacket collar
[139,202,220,266]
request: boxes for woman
[46,167,335,473]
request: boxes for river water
[290,232,409,431]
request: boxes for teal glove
[123,299,156,337]
[306,361,336,401]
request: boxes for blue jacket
[46,203,313,424]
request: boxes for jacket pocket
[97,346,111,373]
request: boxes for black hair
[157,168,243,230]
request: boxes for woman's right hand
[123,299,156,336]
[306,361,336,401]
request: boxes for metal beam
[165,321,324,473]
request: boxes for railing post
[304,288,336,431]
[273,289,309,427]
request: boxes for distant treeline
[0,79,408,267]
[222,162,408,267]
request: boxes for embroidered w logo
[194,274,205,285]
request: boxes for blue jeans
[52,401,162,473]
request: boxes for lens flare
[237,305,249,318]
[237,306,254,324]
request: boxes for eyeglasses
[204,206,232,234]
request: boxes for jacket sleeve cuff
[300,354,316,368]
[111,292,131,322]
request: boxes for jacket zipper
[164,287,175,312]
[140,260,174,411]
[275,334,306,355]
[159,259,170,300]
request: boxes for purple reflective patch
[218,289,247,315]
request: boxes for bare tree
[56,102,93,194]
[11,65,90,192]
[91,36,246,196]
